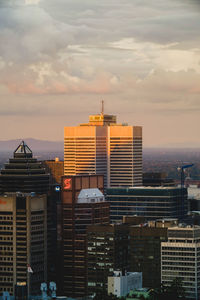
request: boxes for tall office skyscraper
[0,192,47,296]
[0,141,49,295]
[59,174,109,298]
[64,108,142,187]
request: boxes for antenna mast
[101,100,104,115]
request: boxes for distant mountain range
[0,138,63,152]
[0,138,199,153]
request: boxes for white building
[188,185,200,201]
[108,271,142,297]
[161,225,200,300]
[77,188,104,203]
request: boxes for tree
[166,278,186,300]
[93,290,119,300]
[149,278,186,300]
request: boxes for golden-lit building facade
[64,113,142,187]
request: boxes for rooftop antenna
[101,100,104,115]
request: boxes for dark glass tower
[0,141,49,194]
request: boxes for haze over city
[0,0,200,147]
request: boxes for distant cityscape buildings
[0,109,200,299]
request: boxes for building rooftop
[14,140,32,158]
[168,225,200,230]
[77,188,104,203]
[107,186,186,197]
[129,186,180,190]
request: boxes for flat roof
[129,186,180,190]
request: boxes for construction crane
[177,164,194,220]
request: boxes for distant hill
[0,138,63,152]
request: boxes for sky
[0,0,200,147]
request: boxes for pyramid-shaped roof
[14,140,32,158]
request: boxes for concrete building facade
[161,226,200,299]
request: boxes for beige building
[0,192,47,296]
[161,226,200,300]
[64,112,142,187]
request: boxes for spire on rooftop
[14,140,32,158]
[101,100,104,115]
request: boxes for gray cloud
[0,5,75,64]
[41,0,200,47]
[0,0,200,147]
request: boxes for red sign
[63,178,72,190]
[0,199,6,205]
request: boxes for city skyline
[0,0,200,147]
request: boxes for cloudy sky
[0,0,200,147]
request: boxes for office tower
[64,110,142,188]
[87,224,129,296]
[87,218,168,293]
[42,158,63,281]
[15,282,28,300]
[43,158,64,184]
[0,141,50,294]
[161,225,200,300]
[106,186,188,223]
[0,192,47,296]
[59,174,109,298]
[0,141,49,194]
[129,223,167,288]
[143,172,175,187]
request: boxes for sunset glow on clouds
[0,0,200,147]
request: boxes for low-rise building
[108,271,142,297]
